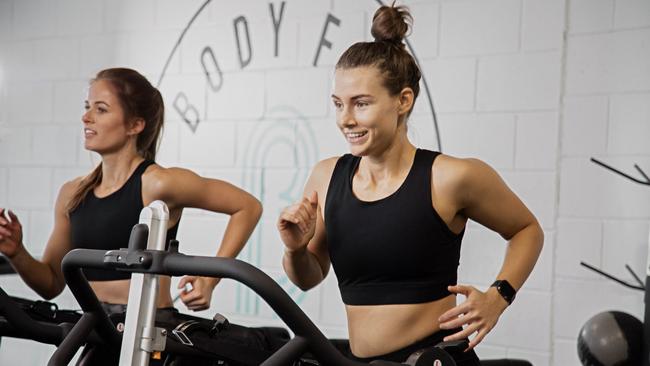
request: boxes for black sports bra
[69,160,180,281]
[324,149,464,305]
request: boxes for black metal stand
[590,157,650,366]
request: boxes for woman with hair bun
[278,4,543,364]
[0,68,262,364]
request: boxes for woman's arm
[279,158,336,291]
[150,167,262,256]
[459,158,544,291]
[146,167,262,310]
[0,181,77,300]
[438,157,544,349]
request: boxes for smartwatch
[490,280,516,305]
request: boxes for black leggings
[330,328,481,365]
[76,306,179,366]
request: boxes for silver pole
[119,201,169,366]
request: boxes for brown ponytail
[67,68,165,213]
[336,3,421,115]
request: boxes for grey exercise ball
[577,311,643,366]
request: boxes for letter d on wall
[234,15,253,69]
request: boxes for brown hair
[336,3,421,115]
[67,68,165,213]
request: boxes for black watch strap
[491,280,516,304]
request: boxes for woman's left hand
[177,276,220,311]
[438,284,509,350]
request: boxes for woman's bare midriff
[346,294,456,358]
[89,276,174,308]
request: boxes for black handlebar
[0,287,66,344]
[57,247,399,366]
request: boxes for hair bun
[370,4,412,45]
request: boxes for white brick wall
[440,0,521,56]
[419,57,477,113]
[55,0,104,36]
[155,0,211,31]
[28,209,53,256]
[0,1,11,42]
[12,0,57,40]
[502,171,557,230]
[31,126,79,166]
[556,2,650,365]
[566,29,650,94]
[156,120,180,166]
[8,81,53,123]
[559,156,650,218]
[515,112,559,170]
[265,68,330,118]
[609,93,650,154]
[555,219,603,279]
[104,0,156,33]
[439,113,516,169]
[406,2,440,59]
[79,34,131,78]
[0,127,31,165]
[8,168,52,209]
[553,279,644,339]
[553,339,581,366]
[53,80,88,124]
[0,168,7,205]
[615,0,650,28]
[477,52,562,111]
[521,0,565,51]
[206,71,266,120]
[562,96,609,156]
[2,0,650,365]
[30,38,80,81]
[179,121,236,167]
[602,220,649,277]
[568,0,615,33]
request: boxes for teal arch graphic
[238,105,319,315]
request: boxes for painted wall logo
[157,0,441,316]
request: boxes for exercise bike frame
[52,236,409,365]
[47,201,530,366]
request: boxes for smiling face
[332,66,412,157]
[82,79,142,155]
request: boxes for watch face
[156,0,442,316]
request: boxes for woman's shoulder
[140,163,196,194]
[301,156,342,194]
[433,153,491,175]
[311,156,344,180]
[55,174,88,212]
[58,174,86,198]
[432,153,495,188]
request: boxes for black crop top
[69,160,180,281]
[324,149,464,305]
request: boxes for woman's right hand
[0,209,25,258]
[277,191,318,252]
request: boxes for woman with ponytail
[0,68,262,315]
[278,4,543,364]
